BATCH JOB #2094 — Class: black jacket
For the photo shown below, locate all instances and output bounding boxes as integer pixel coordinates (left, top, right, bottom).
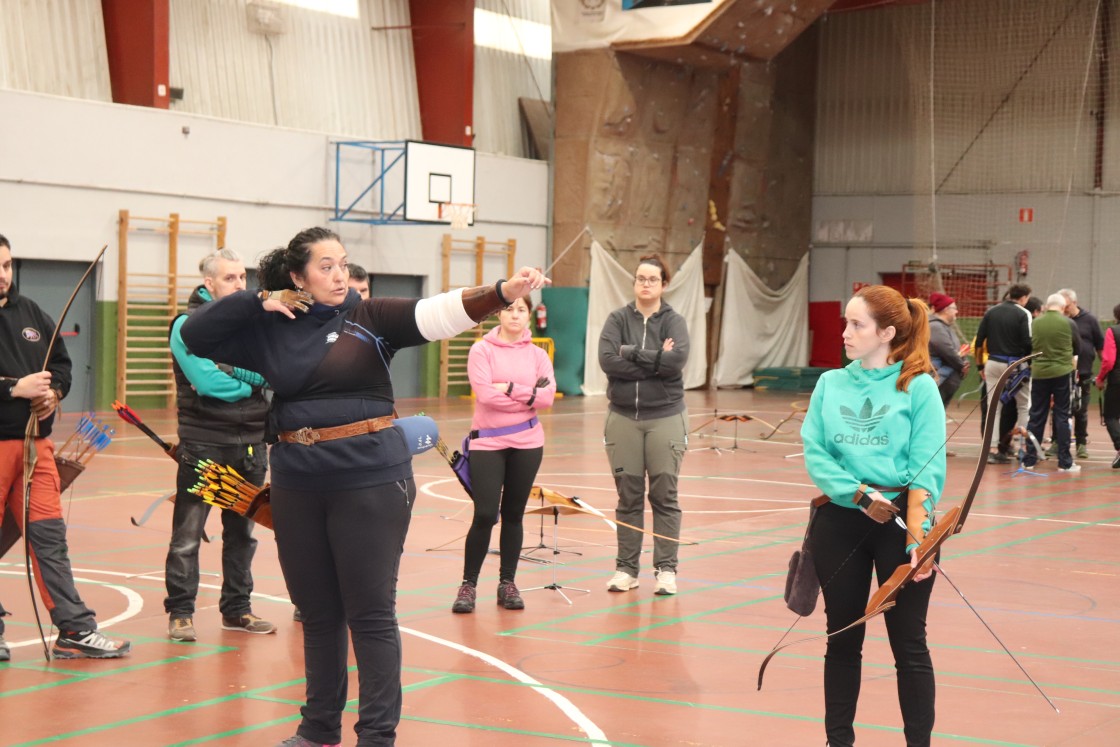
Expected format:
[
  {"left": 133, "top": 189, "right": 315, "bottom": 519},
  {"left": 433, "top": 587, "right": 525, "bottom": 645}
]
[
  {"left": 598, "top": 301, "right": 689, "bottom": 420},
  {"left": 171, "top": 286, "right": 269, "bottom": 445},
  {"left": 181, "top": 288, "right": 428, "bottom": 490},
  {"left": 0, "top": 287, "right": 72, "bottom": 439},
  {"left": 974, "top": 300, "right": 1032, "bottom": 361},
  {"left": 1069, "top": 308, "right": 1104, "bottom": 375}
]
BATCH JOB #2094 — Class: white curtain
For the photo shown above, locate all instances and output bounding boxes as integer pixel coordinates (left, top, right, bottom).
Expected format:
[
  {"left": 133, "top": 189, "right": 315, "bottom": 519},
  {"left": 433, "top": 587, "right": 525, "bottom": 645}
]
[
  {"left": 582, "top": 241, "right": 708, "bottom": 396},
  {"left": 711, "top": 252, "right": 810, "bottom": 387}
]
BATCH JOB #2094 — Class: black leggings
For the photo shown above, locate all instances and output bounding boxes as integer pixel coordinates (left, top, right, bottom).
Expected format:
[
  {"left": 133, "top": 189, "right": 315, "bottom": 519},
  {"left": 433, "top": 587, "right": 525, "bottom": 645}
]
[
  {"left": 271, "top": 479, "right": 415, "bottom": 747},
  {"left": 809, "top": 501, "right": 937, "bottom": 747},
  {"left": 463, "top": 447, "right": 543, "bottom": 584}
]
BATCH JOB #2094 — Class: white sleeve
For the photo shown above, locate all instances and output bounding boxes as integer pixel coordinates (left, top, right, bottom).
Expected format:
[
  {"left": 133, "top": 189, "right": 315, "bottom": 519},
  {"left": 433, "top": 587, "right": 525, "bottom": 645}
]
[{"left": 414, "top": 287, "right": 476, "bottom": 341}]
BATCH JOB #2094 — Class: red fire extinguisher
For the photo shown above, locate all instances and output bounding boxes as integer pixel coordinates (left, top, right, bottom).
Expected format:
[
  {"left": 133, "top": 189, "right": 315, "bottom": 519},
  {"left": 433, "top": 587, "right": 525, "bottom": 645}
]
[{"left": 535, "top": 302, "right": 547, "bottom": 333}]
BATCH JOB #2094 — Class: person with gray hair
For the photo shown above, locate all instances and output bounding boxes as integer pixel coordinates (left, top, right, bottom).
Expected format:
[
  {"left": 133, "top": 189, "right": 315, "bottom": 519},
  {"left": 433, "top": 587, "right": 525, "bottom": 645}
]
[
  {"left": 1057, "top": 288, "right": 1103, "bottom": 459},
  {"left": 164, "top": 247, "right": 276, "bottom": 641},
  {"left": 1022, "top": 293, "right": 1081, "bottom": 472}
]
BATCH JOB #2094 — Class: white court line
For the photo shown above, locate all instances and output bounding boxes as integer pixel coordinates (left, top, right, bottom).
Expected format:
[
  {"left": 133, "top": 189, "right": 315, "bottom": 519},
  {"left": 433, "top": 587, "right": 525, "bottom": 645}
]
[
  {"left": 402, "top": 626, "right": 611, "bottom": 746},
  {"left": 1, "top": 567, "right": 611, "bottom": 744},
  {"left": 0, "top": 569, "right": 143, "bottom": 649}
]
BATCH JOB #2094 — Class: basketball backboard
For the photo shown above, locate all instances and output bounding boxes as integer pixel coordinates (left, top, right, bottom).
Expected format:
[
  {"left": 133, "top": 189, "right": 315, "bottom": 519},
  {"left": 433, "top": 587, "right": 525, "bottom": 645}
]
[{"left": 404, "top": 141, "right": 476, "bottom": 225}]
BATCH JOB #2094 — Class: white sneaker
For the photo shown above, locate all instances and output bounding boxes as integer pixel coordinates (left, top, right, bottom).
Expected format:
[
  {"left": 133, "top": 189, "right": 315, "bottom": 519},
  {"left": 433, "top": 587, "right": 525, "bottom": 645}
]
[
  {"left": 654, "top": 568, "right": 677, "bottom": 596},
  {"left": 607, "top": 571, "right": 639, "bottom": 592},
  {"left": 1058, "top": 463, "right": 1082, "bottom": 473}
]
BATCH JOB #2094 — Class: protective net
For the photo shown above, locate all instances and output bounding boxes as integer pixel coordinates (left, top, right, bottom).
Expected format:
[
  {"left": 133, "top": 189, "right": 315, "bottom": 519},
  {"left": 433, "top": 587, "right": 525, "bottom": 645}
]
[{"left": 817, "top": 0, "right": 1105, "bottom": 317}]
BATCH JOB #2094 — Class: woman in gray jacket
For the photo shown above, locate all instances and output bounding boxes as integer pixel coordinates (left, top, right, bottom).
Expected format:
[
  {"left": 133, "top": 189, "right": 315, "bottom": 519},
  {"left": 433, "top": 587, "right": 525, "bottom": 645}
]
[{"left": 598, "top": 254, "right": 690, "bottom": 595}]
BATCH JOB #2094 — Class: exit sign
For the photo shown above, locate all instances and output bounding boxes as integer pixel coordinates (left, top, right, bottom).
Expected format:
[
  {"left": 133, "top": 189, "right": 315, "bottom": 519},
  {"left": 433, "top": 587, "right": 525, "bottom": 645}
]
[{"left": 1019, "top": 208, "right": 1034, "bottom": 223}]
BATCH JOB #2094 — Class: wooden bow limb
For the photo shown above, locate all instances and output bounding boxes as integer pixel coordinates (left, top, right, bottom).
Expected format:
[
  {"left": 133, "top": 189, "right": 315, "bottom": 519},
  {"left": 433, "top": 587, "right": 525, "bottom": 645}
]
[
  {"left": 21, "top": 244, "right": 108, "bottom": 662},
  {"left": 533, "top": 486, "right": 701, "bottom": 545},
  {"left": 760, "top": 402, "right": 808, "bottom": 441}
]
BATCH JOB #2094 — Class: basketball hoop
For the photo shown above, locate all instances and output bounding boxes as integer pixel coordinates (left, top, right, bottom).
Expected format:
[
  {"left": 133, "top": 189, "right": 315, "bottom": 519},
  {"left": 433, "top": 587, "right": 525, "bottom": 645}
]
[{"left": 439, "top": 202, "right": 476, "bottom": 230}]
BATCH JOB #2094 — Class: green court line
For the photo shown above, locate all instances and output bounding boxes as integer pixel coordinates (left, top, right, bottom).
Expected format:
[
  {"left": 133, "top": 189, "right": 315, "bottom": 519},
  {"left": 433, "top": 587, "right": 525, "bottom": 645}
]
[
  {"left": 404, "top": 673, "right": 470, "bottom": 692},
  {"left": 1, "top": 645, "right": 239, "bottom": 698},
  {"left": 8, "top": 676, "right": 308, "bottom": 747},
  {"left": 401, "top": 667, "right": 1037, "bottom": 746}
]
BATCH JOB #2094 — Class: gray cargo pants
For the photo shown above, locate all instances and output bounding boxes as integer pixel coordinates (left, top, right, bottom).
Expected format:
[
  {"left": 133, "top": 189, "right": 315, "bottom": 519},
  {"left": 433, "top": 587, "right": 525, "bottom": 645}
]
[{"left": 603, "top": 410, "right": 688, "bottom": 575}]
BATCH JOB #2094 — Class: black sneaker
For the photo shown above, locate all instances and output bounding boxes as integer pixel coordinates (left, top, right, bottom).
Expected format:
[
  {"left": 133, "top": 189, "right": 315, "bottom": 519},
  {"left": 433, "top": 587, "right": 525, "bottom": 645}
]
[
  {"left": 1112, "top": 451, "right": 1120, "bottom": 469},
  {"left": 293, "top": 607, "right": 304, "bottom": 623},
  {"left": 451, "top": 582, "right": 477, "bottom": 613},
  {"left": 0, "top": 634, "right": 9, "bottom": 662},
  {"left": 988, "top": 452, "right": 1013, "bottom": 465},
  {"left": 497, "top": 580, "right": 525, "bottom": 610},
  {"left": 53, "top": 630, "right": 131, "bottom": 659}
]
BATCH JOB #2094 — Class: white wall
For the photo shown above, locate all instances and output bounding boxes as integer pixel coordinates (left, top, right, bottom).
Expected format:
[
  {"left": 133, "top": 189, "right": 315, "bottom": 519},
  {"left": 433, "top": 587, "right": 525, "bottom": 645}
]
[
  {"left": 810, "top": 193, "right": 1120, "bottom": 317},
  {"left": 0, "top": 88, "right": 548, "bottom": 300}
]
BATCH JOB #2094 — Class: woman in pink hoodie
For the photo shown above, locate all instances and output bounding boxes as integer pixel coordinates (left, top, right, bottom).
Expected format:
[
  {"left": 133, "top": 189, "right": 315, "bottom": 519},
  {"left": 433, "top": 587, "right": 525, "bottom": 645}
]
[{"left": 452, "top": 295, "right": 556, "bottom": 613}]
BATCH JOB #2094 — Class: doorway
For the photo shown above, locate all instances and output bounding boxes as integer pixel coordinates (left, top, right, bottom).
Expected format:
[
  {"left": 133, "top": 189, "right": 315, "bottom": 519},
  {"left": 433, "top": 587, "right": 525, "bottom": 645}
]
[
  {"left": 369, "top": 273, "right": 424, "bottom": 398},
  {"left": 13, "top": 259, "right": 97, "bottom": 413}
]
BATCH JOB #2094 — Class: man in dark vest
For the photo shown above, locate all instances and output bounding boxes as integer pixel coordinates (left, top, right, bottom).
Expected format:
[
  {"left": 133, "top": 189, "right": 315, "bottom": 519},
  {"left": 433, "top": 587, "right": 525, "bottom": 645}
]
[
  {"left": 166, "top": 249, "right": 274, "bottom": 641},
  {"left": 0, "top": 233, "right": 130, "bottom": 659}
]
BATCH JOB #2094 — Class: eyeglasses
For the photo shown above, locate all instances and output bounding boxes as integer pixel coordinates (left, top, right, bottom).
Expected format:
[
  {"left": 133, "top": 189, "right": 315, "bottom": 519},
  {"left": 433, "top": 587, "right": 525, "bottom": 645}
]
[{"left": 634, "top": 276, "right": 662, "bottom": 286}]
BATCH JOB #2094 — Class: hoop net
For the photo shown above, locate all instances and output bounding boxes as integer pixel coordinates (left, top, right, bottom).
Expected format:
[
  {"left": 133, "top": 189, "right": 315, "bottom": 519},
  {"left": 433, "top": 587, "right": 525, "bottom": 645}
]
[{"left": 439, "top": 202, "right": 477, "bottom": 230}]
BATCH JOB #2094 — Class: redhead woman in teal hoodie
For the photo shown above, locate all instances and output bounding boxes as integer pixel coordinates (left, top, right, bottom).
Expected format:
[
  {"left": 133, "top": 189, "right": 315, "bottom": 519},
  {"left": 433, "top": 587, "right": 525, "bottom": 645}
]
[
  {"left": 451, "top": 294, "right": 556, "bottom": 613},
  {"left": 801, "top": 285, "right": 946, "bottom": 747}
]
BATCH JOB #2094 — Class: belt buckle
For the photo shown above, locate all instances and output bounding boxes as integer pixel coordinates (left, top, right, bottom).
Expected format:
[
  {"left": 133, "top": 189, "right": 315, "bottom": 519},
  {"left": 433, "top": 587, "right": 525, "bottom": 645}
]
[{"left": 290, "top": 427, "right": 319, "bottom": 446}]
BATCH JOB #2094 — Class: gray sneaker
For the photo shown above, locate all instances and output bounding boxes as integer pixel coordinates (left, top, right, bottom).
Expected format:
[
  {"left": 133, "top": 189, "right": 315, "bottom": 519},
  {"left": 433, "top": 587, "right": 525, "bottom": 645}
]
[
  {"left": 221, "top": 613, "right": 276, "bottom": 634},
  {"left": 276, "top": 736, "right": 340, "bottom": 747},
  {"left": 1077, "top": 443, "right": 1090, "bottom": 460},
  {"left": 0, "top": 634, "right": 9, "bottom": 662},
  {"left": 169, "top": 615, "right": 196, "bottom": 642}
]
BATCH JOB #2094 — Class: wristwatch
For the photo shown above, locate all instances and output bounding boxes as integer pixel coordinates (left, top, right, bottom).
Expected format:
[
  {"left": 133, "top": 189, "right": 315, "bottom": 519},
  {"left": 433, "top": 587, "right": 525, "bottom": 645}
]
[{"left": 0, "top": 377, "right": 16, "bottom": 400}]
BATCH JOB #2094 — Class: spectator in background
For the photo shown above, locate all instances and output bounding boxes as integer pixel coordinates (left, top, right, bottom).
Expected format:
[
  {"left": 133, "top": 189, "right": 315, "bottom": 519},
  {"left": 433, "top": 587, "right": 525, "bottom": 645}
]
[
  {"left": 599, "top": 254, "right": 689, "bottom": 596},
  {"left": 1094, "top": 303, "right": 1120, "bottom": 469},
  {"left": 927, "top": 292, "right": 969, "bottom": 406},
  {"left": 973, "top": 284, "right": 1033, "bottom": 463},
  {"left": 1059, "top": 289, "right": 1103, "bottom": 460},
  {"left": 348, "top": 263, "right": 371, "bottom": 300},
  {"left": 1023, "top": 294, "right": 1080, "bottom": 473},
  {"left": 451, "top": 294, "right": 556, "bottom": 613},
  {"left": 166, "top": 249, "right": 274, "bottom": 643}
]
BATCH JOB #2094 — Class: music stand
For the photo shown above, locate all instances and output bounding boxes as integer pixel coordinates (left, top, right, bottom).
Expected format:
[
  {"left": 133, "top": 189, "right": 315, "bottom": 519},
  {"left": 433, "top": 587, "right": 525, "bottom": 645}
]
[
  {"left": 521, "top": 503, "right": 590, "bottom": 604},
  {"left": 689, "top": 410, "right": 756, "bottom": 454},
  {"left": 522, "top": 486, "right": 582, "bottom": 562}
]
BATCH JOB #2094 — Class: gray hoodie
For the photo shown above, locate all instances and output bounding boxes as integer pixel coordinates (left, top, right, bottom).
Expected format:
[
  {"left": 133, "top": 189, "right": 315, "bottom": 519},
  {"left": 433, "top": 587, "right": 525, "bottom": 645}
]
[{"left": 598, "top": 301, "right": 689, "bottom": 420}]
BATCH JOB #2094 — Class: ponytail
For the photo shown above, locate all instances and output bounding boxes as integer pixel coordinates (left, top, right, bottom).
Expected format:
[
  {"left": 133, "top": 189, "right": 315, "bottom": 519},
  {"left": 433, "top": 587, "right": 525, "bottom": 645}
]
[{"left": 895, "top": 297, "right": 933, "bottom": 392}]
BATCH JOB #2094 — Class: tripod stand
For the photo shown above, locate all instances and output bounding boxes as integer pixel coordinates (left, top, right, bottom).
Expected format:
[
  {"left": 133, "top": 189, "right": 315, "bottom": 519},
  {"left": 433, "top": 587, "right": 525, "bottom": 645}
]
[
  {"left": 1006, "top": 427, "right": 1048, "bottom": 478},
  {"left": 521, "top": 504, "right": 590, "bottom": 604},
  {"left": 522, "top": 487, "right": 583, "bottom": 563}
]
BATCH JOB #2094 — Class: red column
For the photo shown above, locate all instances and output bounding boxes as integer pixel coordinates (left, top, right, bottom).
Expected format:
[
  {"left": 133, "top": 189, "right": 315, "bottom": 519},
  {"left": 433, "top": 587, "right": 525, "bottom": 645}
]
[
  {"left": 101, "top": 0, "right": 170, "bottom": 109},
  {"left": 408, "top": 0, "right": 474, "bottom": 146}
]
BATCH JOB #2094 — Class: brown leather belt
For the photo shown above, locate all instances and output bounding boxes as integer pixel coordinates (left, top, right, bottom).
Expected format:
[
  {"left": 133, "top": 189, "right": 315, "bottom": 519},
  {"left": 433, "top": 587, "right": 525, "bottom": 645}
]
[{"left": 278, "top": 416, "right": 395, "bottom": 446}]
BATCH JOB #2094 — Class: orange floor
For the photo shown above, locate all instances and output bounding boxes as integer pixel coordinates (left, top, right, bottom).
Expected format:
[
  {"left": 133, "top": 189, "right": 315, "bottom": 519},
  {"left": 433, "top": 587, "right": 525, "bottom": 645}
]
[{"left": 2, "top": 389, "right": 1118, "bottom": 746}]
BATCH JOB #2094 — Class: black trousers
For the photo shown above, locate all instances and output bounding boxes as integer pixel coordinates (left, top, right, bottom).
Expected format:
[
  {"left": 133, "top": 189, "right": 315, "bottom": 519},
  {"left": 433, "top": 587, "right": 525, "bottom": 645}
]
[
  {"left": 272, "top": 479, "right": 415, "bottom": 747},
  {"left": 1072, "top": 377, "right": 1092, "bottom": 446},
  {"left": 165, "top": 441, "right": 266, "bottom": 617},
  {"left": 809, "top": 502, "right": 937, "bottom": 747},
  {"left": 1026, "top": 375, "right": 1072, "bottom": 469},
  {"left": 463, "top": 447, "right": 543, "bottom": 585}
]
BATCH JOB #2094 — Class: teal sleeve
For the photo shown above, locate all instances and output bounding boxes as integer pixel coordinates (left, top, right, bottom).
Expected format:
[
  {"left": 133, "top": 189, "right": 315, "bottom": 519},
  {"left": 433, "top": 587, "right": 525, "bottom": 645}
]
[
  {"left": 800, "top": 376, "right": 861, "bottom": 505},
  {"left": 170, "top": 316, "right": 253, "bottom": 403},
  {"left": 231, "top": 367, "right": 267, "bottom": 388},
  {"left": 904, "top": 375, "right": 946, "bottom": 551}
]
